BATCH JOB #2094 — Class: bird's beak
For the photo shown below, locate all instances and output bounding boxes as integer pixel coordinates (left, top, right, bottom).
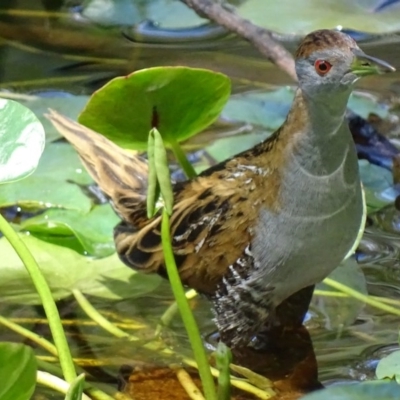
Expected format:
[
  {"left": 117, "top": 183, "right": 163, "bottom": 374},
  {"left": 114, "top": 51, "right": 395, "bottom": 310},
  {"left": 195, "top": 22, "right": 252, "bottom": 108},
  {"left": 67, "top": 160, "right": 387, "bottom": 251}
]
[{"left": 351, "top": 48, "right": 395, "bottom": 76}]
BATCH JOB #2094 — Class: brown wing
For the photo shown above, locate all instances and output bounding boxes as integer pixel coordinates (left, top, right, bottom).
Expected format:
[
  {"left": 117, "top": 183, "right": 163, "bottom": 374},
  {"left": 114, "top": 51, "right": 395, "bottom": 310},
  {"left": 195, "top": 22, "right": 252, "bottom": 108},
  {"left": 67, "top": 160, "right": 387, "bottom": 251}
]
[
  {"left": 47, "top": 110, "right": 266, "bottom": 294},
  {"left": 46, "top": 110, "right": 149, "bottom": 224},
  {"left": 115, "top": 176, "right": 256, "bottom": 294}
]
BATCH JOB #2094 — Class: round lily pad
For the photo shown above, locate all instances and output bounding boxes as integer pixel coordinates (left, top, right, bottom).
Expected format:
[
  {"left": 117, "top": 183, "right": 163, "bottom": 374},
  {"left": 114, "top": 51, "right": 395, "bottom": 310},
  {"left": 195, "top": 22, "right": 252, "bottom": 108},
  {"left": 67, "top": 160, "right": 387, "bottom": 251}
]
[
  {"left": 0, "top": 99, "right": 45, "bottom": 184},
  {"left": 78, "top": 66, "right": 231, "bottom": 150},
  {"left": 300, "top": 382, "right": 400, "bottom": 400}
]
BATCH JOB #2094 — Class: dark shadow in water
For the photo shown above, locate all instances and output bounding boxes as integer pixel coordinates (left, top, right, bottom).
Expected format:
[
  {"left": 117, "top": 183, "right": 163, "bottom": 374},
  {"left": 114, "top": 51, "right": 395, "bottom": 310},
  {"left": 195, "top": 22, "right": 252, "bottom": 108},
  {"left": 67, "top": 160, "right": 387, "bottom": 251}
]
[{"left": 232, "top": 285, "right": 322, "bottom": 393}]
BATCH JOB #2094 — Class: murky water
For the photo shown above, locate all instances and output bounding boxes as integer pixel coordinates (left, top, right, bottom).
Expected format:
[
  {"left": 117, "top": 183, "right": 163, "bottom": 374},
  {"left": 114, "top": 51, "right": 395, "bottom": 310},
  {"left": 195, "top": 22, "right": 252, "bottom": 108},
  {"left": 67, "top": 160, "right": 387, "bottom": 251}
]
[{"left": 1, "top": 1, "right": 400, "bottom": 399}]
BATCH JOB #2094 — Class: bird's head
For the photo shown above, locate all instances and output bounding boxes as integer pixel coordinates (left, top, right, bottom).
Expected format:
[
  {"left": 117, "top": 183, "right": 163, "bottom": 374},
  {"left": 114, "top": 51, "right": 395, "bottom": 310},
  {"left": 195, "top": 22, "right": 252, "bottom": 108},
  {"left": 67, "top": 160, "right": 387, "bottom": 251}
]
[{"left": 295, "top": 29, "right": 395, "bottom": 99}]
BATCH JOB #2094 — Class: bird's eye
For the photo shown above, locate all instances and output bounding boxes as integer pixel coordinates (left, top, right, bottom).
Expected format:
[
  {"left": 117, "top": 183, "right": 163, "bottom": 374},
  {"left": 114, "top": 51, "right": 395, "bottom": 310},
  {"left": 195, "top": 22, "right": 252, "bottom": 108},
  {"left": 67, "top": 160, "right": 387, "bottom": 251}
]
[{"left": 314, "top": 60, "right": 332, "bottom": 76}]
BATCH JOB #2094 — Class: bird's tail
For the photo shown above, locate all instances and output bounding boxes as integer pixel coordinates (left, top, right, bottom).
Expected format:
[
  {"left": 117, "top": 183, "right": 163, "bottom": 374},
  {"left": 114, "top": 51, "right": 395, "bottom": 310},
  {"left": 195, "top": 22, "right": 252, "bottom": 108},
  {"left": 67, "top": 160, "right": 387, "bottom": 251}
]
[{"left": 46, "top": 109, "right": 149, "bottom": 224}]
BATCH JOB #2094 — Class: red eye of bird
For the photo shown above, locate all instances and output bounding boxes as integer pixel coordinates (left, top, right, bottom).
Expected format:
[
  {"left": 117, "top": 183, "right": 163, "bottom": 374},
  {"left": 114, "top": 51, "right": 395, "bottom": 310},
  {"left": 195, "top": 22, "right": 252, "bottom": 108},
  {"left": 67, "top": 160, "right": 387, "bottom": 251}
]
[{"left": 314, "top": 60, "right": 332, "bottom": 76}]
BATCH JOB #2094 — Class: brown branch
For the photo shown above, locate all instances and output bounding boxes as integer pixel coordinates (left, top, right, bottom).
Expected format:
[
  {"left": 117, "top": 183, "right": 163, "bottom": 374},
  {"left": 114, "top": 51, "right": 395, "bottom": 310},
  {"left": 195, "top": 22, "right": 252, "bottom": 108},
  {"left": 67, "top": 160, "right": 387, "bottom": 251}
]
[{"left": 180, "top": 0, "right": 297, "bottom": 81}]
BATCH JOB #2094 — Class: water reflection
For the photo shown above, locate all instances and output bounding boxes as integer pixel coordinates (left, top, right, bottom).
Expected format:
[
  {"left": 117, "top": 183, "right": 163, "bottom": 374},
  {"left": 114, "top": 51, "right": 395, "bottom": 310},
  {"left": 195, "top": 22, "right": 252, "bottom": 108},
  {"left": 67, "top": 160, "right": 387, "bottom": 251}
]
[{"left": 1, "top": 1, "right": 400, "bottom": 399}]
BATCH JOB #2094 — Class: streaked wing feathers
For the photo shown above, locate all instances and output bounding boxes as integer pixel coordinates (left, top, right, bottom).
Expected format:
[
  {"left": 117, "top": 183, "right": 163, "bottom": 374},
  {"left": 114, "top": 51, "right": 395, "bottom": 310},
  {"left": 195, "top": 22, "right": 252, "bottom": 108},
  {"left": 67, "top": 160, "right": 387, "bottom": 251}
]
[
  {"left": 47, "top": 110, "right": 259, "bottom": 294},
  {"left": 46, "top": 110, "right": 148, "bottom": 223}
]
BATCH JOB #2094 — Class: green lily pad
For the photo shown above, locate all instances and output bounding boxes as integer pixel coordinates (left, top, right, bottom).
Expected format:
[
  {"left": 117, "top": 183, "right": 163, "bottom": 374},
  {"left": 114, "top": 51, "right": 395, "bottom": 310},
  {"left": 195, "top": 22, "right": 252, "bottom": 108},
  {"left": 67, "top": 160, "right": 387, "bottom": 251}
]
[
  {"left": 217, "top": 89, "right": 394, "bottom": 214},
  {"left": 82, "top": 0, "right": 139, "bottom": 26},
  {"left": 358, "top": 160, "right": 393, "bottom": 212},
  {"left": 348, "top": 92, "right": 390, "bottom": 119},
  {"left": 0, "top": 142, "right": 93, "bottom": 211},
  {"left": 0, "top": 99, "right": 45, "bottom": 184},
  {"left": 222, "top": 88, "right": 389, "bottom": 132},
  {"left": 0, "top": 342, "right": 36, "bottom": 400},
  {"left": 300, "top": 382, "right": 400, "bottom": 400},
  {"left": 22, "top": 94, "right": 89, "bottom": 143},
  {"left": 78, "top": 67, "right": 231, "bottom": 150},
  {"left": 376, "top": 350, "right": 400, "bottom": 382},
  {"left": 314, "top": 257, "right": 367, "bottom": 329},
  {"left": 0, "top": 233, "right": 161, "bottom": 304},
  {"left": 143, "top": 0, "right": 205, "bottom": 29},
  {"left": 120, "top": 0, "right": 400, "bottom": 34},
  {"left": 239, "top": 0, "right": 400, "bottom": 34},
  {"left": 222, "top": 87, "right": 293, "bottom": 131},
  {"left": 21, "top": 204, "right": 120, "bottom": 258}
]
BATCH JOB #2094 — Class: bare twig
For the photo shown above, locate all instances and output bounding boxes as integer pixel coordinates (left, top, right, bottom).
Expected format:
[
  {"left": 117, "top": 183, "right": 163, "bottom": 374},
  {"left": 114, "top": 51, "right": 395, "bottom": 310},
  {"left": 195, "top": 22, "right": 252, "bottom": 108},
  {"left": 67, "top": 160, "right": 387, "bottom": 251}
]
[{"left": 180, "top": 0, "right": 297, "bottom": 81}]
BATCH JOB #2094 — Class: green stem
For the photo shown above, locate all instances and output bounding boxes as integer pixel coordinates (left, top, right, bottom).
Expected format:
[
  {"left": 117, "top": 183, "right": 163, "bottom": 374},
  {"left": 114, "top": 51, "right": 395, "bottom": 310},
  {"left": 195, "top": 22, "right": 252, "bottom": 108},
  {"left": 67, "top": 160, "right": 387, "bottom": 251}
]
[
  {"left": 37, "top": 359, "right": 127, "bottom": 400},
  {"left": 183, "top": 358, "right": 274, "bottom": 399},
  {"left": 169, "top": 138, "right": 197, "bottom": 179},
  {"left": 156, "top": 289, "right": 198, "bottom": 336},
  {"left": 314, "top": 289, "right": 400, "bottom": 306},
  {"left": 0, "top": 315, "right": 58, "bottom": 356},
  {"left": 216, "top": 342, "right": 232, "bottom": 400},
  {"left": 323, "top": 278, "right": 400, "bottom": 316},
  {"left": 0, "top": 214, "right": 77, "bottom": 382},
  {"left": 72, "top": 289, "right": 130, "bottom": 339},
  {"left": 36, "top": 371, "right": 91, "bottom": 400},
  {"left": 161, "top": 209, "right": 217, "bottom": 400}
]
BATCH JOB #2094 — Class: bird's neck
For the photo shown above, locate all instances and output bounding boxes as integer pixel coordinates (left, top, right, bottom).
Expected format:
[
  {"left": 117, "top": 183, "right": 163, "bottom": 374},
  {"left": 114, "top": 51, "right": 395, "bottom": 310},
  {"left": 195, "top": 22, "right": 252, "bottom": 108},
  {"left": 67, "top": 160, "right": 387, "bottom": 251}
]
[{"left": 279, "top": 87, "right": 354, "bottom": 174}]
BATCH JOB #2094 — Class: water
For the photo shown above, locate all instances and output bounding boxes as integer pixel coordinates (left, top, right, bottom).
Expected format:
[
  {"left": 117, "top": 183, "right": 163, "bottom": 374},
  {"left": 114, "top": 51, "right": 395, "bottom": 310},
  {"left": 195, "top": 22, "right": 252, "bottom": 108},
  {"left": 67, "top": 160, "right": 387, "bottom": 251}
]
[{"left": 1, "top": 1, "right": 400, "bottom": 399}]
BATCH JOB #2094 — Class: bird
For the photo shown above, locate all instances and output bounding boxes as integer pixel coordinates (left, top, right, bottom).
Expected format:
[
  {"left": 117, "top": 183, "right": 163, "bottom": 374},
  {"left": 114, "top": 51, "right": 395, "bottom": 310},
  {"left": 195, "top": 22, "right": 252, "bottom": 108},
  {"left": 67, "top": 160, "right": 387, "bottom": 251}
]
[{"left": 47, "top": 29, "right": 395, "bottom": 347}]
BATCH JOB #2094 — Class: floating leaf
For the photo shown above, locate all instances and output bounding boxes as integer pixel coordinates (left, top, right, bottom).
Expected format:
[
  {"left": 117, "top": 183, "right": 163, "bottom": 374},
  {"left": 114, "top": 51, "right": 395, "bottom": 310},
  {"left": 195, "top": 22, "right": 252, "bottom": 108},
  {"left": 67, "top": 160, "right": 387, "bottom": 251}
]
[
  {"left": 78, "top": 67, "right": 231, "bottom": 150},
  {"left": 82, "top": 0, "right": 138, "bottom": 26},
  {"left": 0, "top": 142, "right": 93, "bottom": 211},
  {"left": 299, "top": 382, "right": 400, "bottom": 400},
  {"left": 120, "top": 0, "right": 400, "bottom": 34},
  {"left": 222, "top": 89, "right": 390, "bottom": 132},
  {"left": 20, "top": 205, "right": 120, "bottom": 258},
  {"left": 16, "top": 94, "right": 89, "bottom": 143},
  {"left": 0, "top": 342, "right": 36, "bottom": 400},
  {"left": 0, "top": 99, "right": 45, "bottom": 184},
  {"left": 238, "top": 0, "right": 400, "bottom": 34},
  {"left": 0, "top": 234, "right": 161, "bottom": 304},
  {"left": 376, "top": 350, "right": 400, "bottom": 382},
  {"left": 358, "top": 160, "right": 393, "bottom": 212}
]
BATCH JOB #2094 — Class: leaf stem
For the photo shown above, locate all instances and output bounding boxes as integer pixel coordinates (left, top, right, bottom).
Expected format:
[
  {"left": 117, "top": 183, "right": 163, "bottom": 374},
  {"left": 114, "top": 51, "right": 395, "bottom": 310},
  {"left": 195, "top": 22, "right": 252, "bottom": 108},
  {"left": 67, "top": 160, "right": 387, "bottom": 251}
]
[
  {"left": 169, "top": 138, "right": 197, "bottom": 179},
  {"left": 36, "top": 359, "right": 127, "bottom": 400},
  {"left": 0, "top": 315, "right": 58, "bottom": 356},
  {"left": 156, "top": 289, "right": 198, "bottom": 336},
  {"left": 323, "top": 278, "right": 400, "bottom": 316},
  {"left": 161, "top": 208, "right": 217, "bottom": 400},
  {"left": 72, "top": 289, "right": 131, "bottom": 339},
  {"left": 0, "top": 214, "right": 77, "bottom": 382},
  {"left": 183, "top": 358, "right": 274, "bottom": 399},
  {"left": 36, "top": 371, "right": 91, "bottom": 400},
  {"left": 216, "top": 342, "right": 232, "bottom": 400}
]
